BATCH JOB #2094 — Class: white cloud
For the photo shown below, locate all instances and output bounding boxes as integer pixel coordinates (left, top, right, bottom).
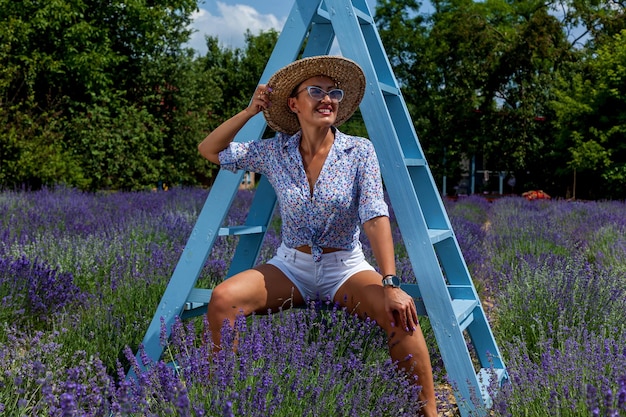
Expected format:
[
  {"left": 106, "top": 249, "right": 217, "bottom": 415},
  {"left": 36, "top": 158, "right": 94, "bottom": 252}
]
[{"left": 186, "top": 2, "right": 285, "bottom": 55}]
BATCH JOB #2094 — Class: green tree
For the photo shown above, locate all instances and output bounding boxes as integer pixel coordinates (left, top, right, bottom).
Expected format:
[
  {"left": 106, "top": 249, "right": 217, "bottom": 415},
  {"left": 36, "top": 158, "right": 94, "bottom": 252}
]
[
  {"left": 200, "top": 30, "right": 280, "bottom": 122},
  {"left": 0, "top": 0, "right": 120, "bottom": 188},
  {"left": 376, "top": 0, "right": 573, "bottom": 195},
  {"left": 551, "top": 29, "right": 626, "bottom": 199},
  {"left": 0, "top": 0, "right": 200, "bottom": 190}
]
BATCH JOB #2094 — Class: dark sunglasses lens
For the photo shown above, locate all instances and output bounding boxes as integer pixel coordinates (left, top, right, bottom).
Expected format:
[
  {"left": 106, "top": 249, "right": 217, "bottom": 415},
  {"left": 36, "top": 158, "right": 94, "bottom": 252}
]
[
  {"left": 329, "top": 89, "right": 344, "bottom": 102},
  {"left": 307, "top": 87, "right": 344, "bottom": 102},
  {"left": 308, "top": 87, "right": 325, "bottom": 100}
]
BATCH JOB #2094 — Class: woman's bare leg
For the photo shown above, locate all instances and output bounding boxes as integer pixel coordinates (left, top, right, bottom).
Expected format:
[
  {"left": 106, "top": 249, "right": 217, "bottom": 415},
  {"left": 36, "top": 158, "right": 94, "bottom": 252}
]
[
  {"left": 206, "top": 264, "right": 305, "bottom": 350},
  {"left": 335, "top": 271, "right": 438, "bottom": 417}
]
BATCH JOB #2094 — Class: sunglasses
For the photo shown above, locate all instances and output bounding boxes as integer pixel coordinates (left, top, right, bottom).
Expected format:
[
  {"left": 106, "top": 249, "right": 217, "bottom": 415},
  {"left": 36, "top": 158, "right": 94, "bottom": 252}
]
[{"left": 294, "top": 86, "right": 345, "bottom": 102}]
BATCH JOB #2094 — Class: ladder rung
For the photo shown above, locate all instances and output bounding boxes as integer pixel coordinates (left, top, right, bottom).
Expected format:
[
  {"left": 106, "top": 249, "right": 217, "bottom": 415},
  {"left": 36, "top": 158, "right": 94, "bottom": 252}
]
[
  {"left": 405, "top": 158, "right": 427, "bottom": 167},
  {"left": 315, "top": 5, "right": 373, "bottom": 25},
  {"left": 478, "top": 367, "right": 507, "bottom": 385},
  {"left": 185, "top": 288, "right": 478, "bottom": 328},
  {"left": 218, "top": 225, "right": 266, "bottom": 236},
  {"left": 184, "top": 288, "right": 213, "bottom": 310},
  {"left": 379, "top": 81, "right": 400, "bottom": 96},
  {"left": 451, "top": 298, "right": 478, "bottom": 331},
  {"left": 477, "top": 367, "right": 508, "bottom": 406},
  {"left": 185, "top": 289, "right": 478, "bottom": 331},
  {"left": 354, "top": 7, "right": 374, "bottom": 24},
  {"left": 313, "top": 10, "right": 330, "bottom": 23},
  {"left": 448, "top": 285, "right": 476, "bottom": 299},
  {"left": 428, "top": 228, "right": 452, "bottom": 244}
]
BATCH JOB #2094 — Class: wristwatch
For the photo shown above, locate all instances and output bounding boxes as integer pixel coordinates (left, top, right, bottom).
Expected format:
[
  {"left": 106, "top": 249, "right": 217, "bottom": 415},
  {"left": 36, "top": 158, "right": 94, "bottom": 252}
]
[{"left": 382, "top": 274, "right": 401, "bottom": 288}]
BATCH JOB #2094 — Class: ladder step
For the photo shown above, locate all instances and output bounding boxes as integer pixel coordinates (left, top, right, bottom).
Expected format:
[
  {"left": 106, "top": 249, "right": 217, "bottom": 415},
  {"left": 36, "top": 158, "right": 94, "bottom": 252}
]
[
  {"left": 185, "top": 287, "right": 478, "bottom": 330},
  {"left": 405, "top": 158, "right": 427, "bottom": 167},
  {"left": 399, "top": 284, "right": 479, "bottom": 329},
  {"left": 448, "top": 285, "right": 476, "bottom": 299},
  {"left": 477, "top": 367, "right": 508, "bottom": 406},
  {"left": 379, "top": 81, "right": 400, "bottom": 96},
  {"left": 218, "top": 225, "right": 266, "bottom": 236},
  {"left": 354, "top": 7, "right": 374, "bottom": 24},
  {"left": 316, "top": 4, "right": 374, "bottom": 24},
  {"left": 186, "top": 287, "right": 212, "bottom": 305},
  {"left": 183, "top": 288, "right": 213, "bottom": 318},
  {"left": 428, "top": 228, "right": 453, "bottom": 244},
  {"left": 478, "top": 367, "right": 507, "bottom": 385},
  {"left": 451, "top": 298, "right": 479, "bottom": 331}
]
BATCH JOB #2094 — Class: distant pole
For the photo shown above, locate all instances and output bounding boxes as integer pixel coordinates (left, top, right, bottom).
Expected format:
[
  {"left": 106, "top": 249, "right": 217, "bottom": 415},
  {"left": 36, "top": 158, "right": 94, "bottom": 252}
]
[
  {"left": 470, "top": 155, "right": 476, "bottom": 194},
  {"left": 573, "top": 168, "right": 577, "bottom": 200},
  {"left": 442, "top": 147, "right": 447, "bottom": 196},
  {"left": 498, "top": 172, "right": 506, "bottom": 195}
]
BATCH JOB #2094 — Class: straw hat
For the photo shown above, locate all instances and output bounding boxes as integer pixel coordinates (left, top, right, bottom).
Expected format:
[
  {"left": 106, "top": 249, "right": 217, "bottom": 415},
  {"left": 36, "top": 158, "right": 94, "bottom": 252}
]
[{"left": 263, "top": 55, "right": 366, "bottom": 135}]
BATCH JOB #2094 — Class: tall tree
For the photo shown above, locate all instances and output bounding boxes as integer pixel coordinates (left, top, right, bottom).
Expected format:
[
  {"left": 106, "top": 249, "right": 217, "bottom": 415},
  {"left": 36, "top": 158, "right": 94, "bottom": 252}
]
[
  {"left": 200, "top": 30, "right": 280, "bottom": 122},
  {"left": 551, "top": 29, "right": 626, "bottom": 199},
  {"left": 0, "top": 0, "right": 200, "bottom": 190},
  {"left": 376, "top": 0, "right": 574, "bottom": 195}
]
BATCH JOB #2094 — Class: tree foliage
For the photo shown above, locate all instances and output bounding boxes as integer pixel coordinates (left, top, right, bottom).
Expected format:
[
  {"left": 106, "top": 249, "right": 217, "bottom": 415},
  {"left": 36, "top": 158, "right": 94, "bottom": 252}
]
[
  {"left": 375, "top": 0, "right": 625, "bottom": 198},
  {"left": 200, "top": 30, "right": 280, "bottom": 124},
  {"left": 0, "top": 0, "right": 623, "bottom": 199},
  {"left": 1, "top": 0, "right": 220, "bottom": 190},
  {"left": 551, "top": 29, "right": 626, "bottom": 199}
]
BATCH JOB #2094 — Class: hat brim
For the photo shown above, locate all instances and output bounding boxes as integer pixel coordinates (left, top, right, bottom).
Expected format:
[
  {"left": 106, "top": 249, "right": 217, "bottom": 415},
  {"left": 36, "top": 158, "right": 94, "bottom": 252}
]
[{"left": 263, "top": 55, "right": 366, "bottom": 135}]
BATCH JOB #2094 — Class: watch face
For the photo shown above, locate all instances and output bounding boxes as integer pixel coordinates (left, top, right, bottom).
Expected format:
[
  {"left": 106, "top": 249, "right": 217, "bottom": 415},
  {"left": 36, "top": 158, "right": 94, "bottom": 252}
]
[{"left": 383, "top": 275, "right": 400, "bottom": 287}]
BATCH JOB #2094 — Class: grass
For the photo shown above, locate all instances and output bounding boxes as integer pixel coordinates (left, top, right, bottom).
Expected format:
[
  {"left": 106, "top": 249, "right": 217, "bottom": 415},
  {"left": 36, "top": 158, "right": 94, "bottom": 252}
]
[{"left": 0, "top": 188, "right": 625, "bottom": 416}]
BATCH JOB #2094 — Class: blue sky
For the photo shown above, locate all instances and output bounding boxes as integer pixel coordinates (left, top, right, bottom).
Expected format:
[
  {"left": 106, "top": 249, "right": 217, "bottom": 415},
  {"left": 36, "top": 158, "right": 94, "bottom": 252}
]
[
  {"left": 186, "top": 1, "right": 584, "bottom": 55},
  {"left": 186, "top": 0, "right": 379, "bottom": 54}
]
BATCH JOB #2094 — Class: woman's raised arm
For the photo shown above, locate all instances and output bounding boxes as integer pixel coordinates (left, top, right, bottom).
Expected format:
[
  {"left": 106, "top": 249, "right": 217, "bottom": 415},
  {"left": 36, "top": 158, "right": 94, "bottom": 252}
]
[{"left": 198, "top": 85, "right": 271, "bottom": 164}]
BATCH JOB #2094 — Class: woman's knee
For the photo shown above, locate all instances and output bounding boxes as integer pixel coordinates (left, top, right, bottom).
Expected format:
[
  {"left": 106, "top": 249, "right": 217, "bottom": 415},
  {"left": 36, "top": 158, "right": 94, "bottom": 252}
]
[
  {"left": 207, "top": 282, "right": 242, "bottom": 321},
  {"left": 364, "top": 307, "right": 416, "bottom": 339},
  {"left": 374, "top": 311, "right": 400, "bottom": 335},
  {"left": 350, "top": 299, "right": 394, "bottom": 332}
]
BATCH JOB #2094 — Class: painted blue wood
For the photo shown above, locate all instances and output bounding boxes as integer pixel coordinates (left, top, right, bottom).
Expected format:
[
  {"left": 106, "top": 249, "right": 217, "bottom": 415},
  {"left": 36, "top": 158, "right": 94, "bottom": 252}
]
[
  {"left": 226, "top": 176, "right": 276, "bottom": 277},
  {"left": 136, "top": 168, "right": 242, "bottom": 367},
  {"left": 136, "top": 1, "right": 506, "bottom": 415},
  {"left": 324, "top": 1, "right": 506, "bottom": 413},
  {"left": 134, "top": 0, "right": 322, "bottom": 369}
]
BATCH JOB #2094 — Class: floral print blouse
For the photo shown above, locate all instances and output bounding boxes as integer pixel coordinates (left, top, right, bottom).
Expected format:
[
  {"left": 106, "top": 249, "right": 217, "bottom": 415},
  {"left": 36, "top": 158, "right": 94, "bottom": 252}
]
[{"left": 219, "top": 128, "right": 389, "bottom": 261}]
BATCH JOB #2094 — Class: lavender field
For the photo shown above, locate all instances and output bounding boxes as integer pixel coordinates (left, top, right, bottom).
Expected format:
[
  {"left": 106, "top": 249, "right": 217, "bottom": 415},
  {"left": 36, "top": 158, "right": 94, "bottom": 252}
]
[{"left": 1, "top": 187, "right": 625, "bottom": 416}]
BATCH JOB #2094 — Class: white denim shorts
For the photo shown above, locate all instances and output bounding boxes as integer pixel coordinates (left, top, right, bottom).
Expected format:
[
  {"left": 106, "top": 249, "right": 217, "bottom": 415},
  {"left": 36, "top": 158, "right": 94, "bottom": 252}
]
[{"left": 267, "top": 242, "right": 375, "bottom": 302}]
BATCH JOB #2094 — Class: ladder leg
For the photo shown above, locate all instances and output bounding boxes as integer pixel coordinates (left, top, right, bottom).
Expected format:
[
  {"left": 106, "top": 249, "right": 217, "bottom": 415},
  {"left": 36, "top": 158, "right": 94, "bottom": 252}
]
[{"left": 136, "top": 2, "right": 507, "bottom": 416}]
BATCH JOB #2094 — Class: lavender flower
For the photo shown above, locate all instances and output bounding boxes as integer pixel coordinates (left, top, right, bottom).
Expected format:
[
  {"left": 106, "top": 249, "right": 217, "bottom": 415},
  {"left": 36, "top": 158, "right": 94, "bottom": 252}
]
[
  {"left": 0, "top": 255, "right": 87, "bottom": 324},
  {"left": 1, "top": 187, "right": 625, "bottom": 416}
]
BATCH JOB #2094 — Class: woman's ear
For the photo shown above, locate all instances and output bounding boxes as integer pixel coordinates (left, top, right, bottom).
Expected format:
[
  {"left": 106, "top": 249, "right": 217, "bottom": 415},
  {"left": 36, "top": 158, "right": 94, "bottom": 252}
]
[{"left": 288, "top": 97, "right": 299, "bottom": 113}]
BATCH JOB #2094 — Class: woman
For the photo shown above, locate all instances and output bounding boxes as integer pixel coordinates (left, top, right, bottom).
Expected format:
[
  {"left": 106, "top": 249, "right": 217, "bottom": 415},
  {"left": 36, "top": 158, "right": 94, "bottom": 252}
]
[{"left": 198, "top": 55, "right": 438, "bottom": 416}]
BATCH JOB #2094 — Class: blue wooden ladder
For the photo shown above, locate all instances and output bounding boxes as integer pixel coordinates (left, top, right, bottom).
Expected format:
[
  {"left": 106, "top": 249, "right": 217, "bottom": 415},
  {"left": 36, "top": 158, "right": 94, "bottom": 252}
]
[{"left": 136, "top": 0, "right": 507, "bottom": 415}]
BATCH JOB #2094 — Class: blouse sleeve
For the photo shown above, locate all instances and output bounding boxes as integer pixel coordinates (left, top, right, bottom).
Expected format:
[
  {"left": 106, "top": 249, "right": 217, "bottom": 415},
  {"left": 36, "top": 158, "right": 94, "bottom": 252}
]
[
  {"left": 218, "top": 140, "right": 266, "bottom": 174},
  {"left": 357, "top": 140, "right": 389, "bottom": 223}
]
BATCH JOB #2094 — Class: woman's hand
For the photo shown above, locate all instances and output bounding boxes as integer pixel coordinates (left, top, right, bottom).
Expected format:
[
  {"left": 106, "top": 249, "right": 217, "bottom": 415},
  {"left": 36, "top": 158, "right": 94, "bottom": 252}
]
[
  {"left": 247, "top": 84, "right": 272, "bottom": 115},
  {"left": 383, "top": 287, "right": 419, "bottom": 332}
]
